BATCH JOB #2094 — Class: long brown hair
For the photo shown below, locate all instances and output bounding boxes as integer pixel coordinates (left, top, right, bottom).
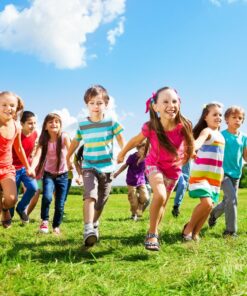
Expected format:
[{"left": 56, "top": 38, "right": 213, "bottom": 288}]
[
  {"left": 36, "top": 113, "right": 62, "bottom": 175},
  {"left": 147, "top": 86, "right": 194, "bottom": 163},
  {"left": 193, "top": 102, "right": 223, "bottom": 140}
]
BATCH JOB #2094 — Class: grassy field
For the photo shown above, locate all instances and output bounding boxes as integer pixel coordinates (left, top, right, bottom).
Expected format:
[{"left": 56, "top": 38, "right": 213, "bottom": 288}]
[{"left": 1, "top": 189, "right": 247, "bottom": 296}]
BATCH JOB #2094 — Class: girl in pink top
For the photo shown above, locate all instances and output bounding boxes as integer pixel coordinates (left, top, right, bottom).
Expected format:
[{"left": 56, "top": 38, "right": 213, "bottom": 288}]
[
  {"left": 118, "top": 87, "right": 194, "bottom": 251},
  {"left": 0, "top": 91, "right": 34, "bottom": 228},
  {"left": 31, "top": 113, "right": 70, "bottom": 235}
]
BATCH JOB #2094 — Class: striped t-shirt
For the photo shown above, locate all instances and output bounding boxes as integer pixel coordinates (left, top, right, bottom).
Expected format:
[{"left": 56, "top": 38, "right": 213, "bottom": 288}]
[
  {"left": 189, "top": 129, "right": 225, "bottom": 203},
  {"left": 75, "top": 116, "right": 123, "bottom": 173}
]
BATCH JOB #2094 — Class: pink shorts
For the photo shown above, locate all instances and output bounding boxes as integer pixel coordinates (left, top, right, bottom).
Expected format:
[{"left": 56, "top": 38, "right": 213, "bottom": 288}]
[
  {"left": 145, "top": 165, "right": 178, "bottom": 192},
  {"left": 0, "top": 165, "right": 16, "bottom": 182}
]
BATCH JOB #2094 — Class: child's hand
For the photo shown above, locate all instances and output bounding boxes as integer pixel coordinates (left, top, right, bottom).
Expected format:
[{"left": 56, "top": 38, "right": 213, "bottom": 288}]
[
  {"left": 76, "top": 175, "right": 83, "bottom": 185},
  {"left": 26, "top": 167, "right": 36, "bottom": 178},
  {"left": 67, "top": 158, "right": 74, "bottom": 170},
  {"left": 117, "top": 152, "right": 124, "bottom": 164}
]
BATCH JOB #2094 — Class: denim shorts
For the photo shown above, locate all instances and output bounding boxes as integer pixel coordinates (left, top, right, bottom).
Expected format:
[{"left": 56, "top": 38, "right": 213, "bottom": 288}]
[
  {"left": 145, "top": 165, "right": 178, "bottom": 193},
  {"left": 82, "top": 169, "right": 113, "bottom": 211}
]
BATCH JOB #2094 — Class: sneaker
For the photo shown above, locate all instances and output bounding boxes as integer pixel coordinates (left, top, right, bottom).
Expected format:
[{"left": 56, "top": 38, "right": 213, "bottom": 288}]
[
  {"left": 93, "top": 221, "right": 99, "bottom": 240},
  {"left": 208, "top": 214, "right": 217, "bottom": 228},
  {"left": 172, "top": 205, "right": 180, "bottom": 217},
  {"left": 39, "top": 220, "right": 49, "bottom": 234},
  {"left": 84, "top": 231, "right": 97, "bottom": 247},
  {"left": 16, "top": 208, "right": 29, "bottom": 223},
  {"left": 223, "top": 230, "right": 238, "bottom": 238},
  {"left": 131, "top": 214, "right": 138, "bottom": 221}
]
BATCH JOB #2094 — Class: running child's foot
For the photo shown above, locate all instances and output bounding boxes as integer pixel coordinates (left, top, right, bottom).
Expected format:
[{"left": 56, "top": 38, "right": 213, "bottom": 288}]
[
  {"left": 130, "top": 214, "right": 138, "bottom": 221},
  {"left": 39, "top": 220, "right": 49, "bottom": 233},
  {"left": 84, "top": 224, "right": 98, "bottom": 247},
  {"left": 1, "top": 209, "right": 12, "bottom": 229},
  {"left": 208, "top": 214, "right": 217, "bottom": 228},
  {"left": 53, "top": 227, "right": 61, "bottom": 235},
  {"left": 172, "top": 205, "right": 180, "bottom": 217},
  {"left": 16, "top": 208, "right": 29, "bottom": 224}
]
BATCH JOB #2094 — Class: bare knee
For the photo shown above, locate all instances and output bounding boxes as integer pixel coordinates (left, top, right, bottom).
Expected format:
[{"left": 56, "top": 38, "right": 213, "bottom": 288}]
[{"left": 3, "top": 195, "right": 17, "bottom": 208}]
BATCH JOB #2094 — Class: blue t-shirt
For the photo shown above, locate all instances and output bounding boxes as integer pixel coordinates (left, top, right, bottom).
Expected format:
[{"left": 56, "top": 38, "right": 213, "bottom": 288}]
[
  {"left": 75, "top": 116, "right": 123, "bottom": 173},
  {"left": 222, "top": 129, "right": 247, "bottom": 179}
]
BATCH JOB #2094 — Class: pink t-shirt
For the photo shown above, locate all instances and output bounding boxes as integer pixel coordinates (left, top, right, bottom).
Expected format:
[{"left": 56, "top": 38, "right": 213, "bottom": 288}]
[
  {"left": 44, "top": 133, "right": 68, "bottom": 174},
  {"left": 142, "top": 122, "right": 185, "bottom": 179}
]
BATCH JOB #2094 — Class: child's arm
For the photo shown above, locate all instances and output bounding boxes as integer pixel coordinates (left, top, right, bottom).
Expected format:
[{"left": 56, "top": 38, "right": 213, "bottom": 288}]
[
  {"left": 66, "top": 138, "right": 80, "bottom": 170},
  {"left": 243, "top": 147, "right": 247, "bottom": 162},
  {"left": 116, "top": 133, "right": 125, "bottom": 149},
  {"left": 117, "top": 132, "right": 146, "bottom": 163},
  {"left": 113, "top": 163, "right": 128, "bottom": 178},
  {"left": 13, "top": 131, "right": 35, "bottom": 177},
  {"left": 30, "top": 145, "right": 42, "bottom": 172},
  {"left": 194, "top": 128, "right": 211, "bottom": 151}
]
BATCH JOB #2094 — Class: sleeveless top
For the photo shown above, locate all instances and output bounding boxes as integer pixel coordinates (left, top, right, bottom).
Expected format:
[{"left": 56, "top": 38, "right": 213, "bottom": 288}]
[
  {"left": 189, "top": 129, "right": 225, "bottom": 202},
  {"left": 0, "top": 121, "right": 17, "bottom": 168}
]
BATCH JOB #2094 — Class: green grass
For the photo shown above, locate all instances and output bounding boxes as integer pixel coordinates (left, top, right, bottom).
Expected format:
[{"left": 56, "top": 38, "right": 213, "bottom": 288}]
[{"left": 1, "top": 190, "right": 247, "bottom": 296}]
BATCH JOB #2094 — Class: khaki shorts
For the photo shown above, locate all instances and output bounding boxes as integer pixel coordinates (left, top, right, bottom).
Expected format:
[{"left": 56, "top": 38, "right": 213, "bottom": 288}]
[{"left": 82, "top": 169, "right": 113, "bottom": 211}]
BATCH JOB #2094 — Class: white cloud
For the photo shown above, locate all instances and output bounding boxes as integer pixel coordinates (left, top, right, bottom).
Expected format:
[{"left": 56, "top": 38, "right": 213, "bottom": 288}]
[
  {"left": 107, "top": 16, "right": 125, "bottom": 50},
  {"left": 209, "top": 0, "right": 247, "bottom": 6},
  {"left": 0, "top": 0, "right": 126, "bottom": 69}
]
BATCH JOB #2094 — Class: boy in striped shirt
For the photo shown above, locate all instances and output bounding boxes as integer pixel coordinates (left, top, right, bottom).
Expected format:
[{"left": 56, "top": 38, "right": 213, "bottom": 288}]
[{"left": 67, "top": 85, "right": 124, "bottom": 247}]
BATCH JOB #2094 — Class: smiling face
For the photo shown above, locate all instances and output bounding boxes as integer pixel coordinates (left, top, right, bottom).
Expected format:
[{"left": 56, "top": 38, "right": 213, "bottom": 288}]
[
  {"left": 204, "top": 105, "right": 223, "bottom": 130},
  {"left": 45, "top": 117, "right": 61, "bottom": 135},
  {"left": 0, "top": 93, "right": 18, "bottom": 122},
  {"left": 153, "top": 89, "right": 180, "bottom": 121}
]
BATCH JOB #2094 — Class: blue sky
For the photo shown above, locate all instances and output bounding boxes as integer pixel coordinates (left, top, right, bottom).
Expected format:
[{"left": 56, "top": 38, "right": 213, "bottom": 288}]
[{"left": 1, "top": 0, "right": 247, "bottom": 183}]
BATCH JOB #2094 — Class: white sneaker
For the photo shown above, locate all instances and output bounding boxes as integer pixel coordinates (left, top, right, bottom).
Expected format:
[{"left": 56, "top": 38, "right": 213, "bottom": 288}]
[{"left": 39, "top": 220, "right": 49, "bottom": 234}]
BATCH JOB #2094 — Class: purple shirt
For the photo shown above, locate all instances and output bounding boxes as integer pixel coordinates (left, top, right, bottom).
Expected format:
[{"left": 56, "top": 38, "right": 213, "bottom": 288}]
[{"left": 126, "top": 152, "right": 146, "bottom": 186}]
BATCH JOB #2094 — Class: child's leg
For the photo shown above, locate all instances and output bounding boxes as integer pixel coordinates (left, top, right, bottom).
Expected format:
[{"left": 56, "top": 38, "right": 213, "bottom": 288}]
[
  {"left": 127, "top": 185, "right": 138, "bottom": 216},
  {"left": 148, "top": 172, "right": 167, "bottom": 237},
  {"left": 137, "top": 184, "right": 149, "bottom": 215},
  {"left": 221, "top": 176, "right": 239, "bottom": 234},
  {"left": 0, "top": 177, "right": 17, "bottom": 209},
  {"left": 184, "top": 197, "right": 213, "bottom": 236},
  {"left": 53, "top": 173, "right": 68, "bottom": 229},
  {"left": 27, "top": 189, "right": 41, "bottom": 216},
  {"left": 41, "top": 175, "right": 55, "bottom": 223},
  {"left": 0, "top": 176, "right": 17, "bottom": 226}
]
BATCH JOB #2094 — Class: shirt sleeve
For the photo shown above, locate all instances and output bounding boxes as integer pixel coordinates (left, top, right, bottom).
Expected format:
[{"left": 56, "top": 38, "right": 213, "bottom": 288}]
[
  {"left": 126, "top": 154, "right": 133, "bottom": 165},
  {"left": 75, "top": 126, "right": 83, "bottom": 142},
  {"left": 141, "top": 122, "right": 150, "bottom": 138},
  {"left": 112, "top": 120, "right": 124, "bottom": 136}
]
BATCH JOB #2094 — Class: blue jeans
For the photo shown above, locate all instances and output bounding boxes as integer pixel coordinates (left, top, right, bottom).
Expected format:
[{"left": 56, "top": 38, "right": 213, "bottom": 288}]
[
  {"left": 15, "top": 167, "right": 38, "bottom": 213},
  {"left": 174, "top": 162, "right": 190, "bottom": 207},
  {"left": 41, "top": 171, "right": 68, "bottom": 228}
]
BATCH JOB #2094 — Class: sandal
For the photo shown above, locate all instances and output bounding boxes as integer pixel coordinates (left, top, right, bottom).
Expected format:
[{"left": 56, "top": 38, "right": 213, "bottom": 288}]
[
  {"left": 1, "top": 209, "right": 12, "bottom": 229},
  {"left": 182, "top": 223, "right": 192, "bottom": 241},
  {"left": 144, "top": 233, "right": 160, "bottom": 251}
]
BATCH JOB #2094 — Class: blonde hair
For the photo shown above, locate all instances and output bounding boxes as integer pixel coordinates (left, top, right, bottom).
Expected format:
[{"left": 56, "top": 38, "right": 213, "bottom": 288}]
[{"left": 0, "top": 91, "right": 24, "bottom": 120}]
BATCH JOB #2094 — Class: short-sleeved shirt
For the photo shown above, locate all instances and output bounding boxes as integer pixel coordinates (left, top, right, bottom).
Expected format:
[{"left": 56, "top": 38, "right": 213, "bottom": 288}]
[
  {"left": 142, "top": 122, "right": 185, "bottom": 180},
  {"left": 222, "top": 129, "right": 247, "bottom": 179},
  {"left": 75, "top": 116, "right": 123, "bottom": 173},
  {"left": 126, "top": 152, "right": 146, "bottom": 186},
  {"left": 12, "top": 131, "right": 37, "bottom": 170}
]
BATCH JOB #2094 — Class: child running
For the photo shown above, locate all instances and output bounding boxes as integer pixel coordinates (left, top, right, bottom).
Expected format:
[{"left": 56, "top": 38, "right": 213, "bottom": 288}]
[
  {"left": 183, "top": 102, "right": 225, "bottom": 241},
  {"left": 31, "top": 113, "right": 70, "bottom": 235},
  {"left": 12, "top": 111, "right": 38, "bottom": 223},
  {"left": 117, "top": 87, "right": 194, "bottom": 251},
  {"left": 208, "top": 106, "right": 247, "bottom": 237},
  {"left": 0, "top": 91, "right": 34, "bottom": 228},
  {"left": 67, "top": 85, "right": 124, "bottom": 247},
  {"left": 114, "top": 141, "right": 149, "bottom": 221}
]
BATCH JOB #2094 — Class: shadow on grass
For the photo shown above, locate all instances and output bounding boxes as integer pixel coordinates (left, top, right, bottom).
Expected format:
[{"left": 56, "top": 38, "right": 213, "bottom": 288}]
[{"left": 0, "top": 239, "right": 116, "bottom": 264}]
